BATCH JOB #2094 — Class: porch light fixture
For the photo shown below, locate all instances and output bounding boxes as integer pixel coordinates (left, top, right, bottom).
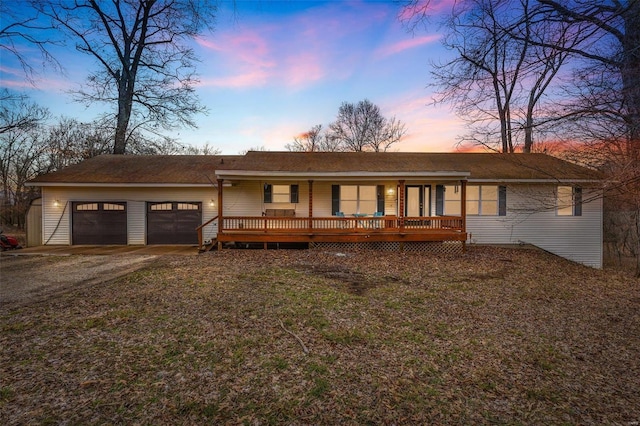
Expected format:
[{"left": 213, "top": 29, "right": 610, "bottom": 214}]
[
  {"left": 387, "top": 188, "right": 395, "bottom": 195},
  {"left": 54, "top": 199, "right": 60, "bottom": 207},
  {"left": 209, "top": 199, "right": 215, "bottom": 207}
]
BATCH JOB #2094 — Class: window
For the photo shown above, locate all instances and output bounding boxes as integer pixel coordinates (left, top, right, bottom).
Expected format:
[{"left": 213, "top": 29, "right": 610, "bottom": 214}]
[
  {"left": 444, "top": 185, "right": 461, "bottom": 215},
  {"left": 467, "top": 186, "right": 498, "bottom": 216},
  {"left": 177, "top": 203, "right": 199, "bottom": 210},
  {"left": 332, "top": 185, "right": 379, "bottom": 215},
  {"left": 272, "top": 185, "right": 291, "bottom": 203},
  {"left": 150, "top": 203, "right": 172, "bottom": 211},
  {"left": 103, "top": 203, "right": 125, "bottom": 211},
  {"left": 264, "top": 184, "right": 299, "bottom": 203},
  {"left": 76, "top": 203, "right": 98, "bottom": 211},
  {"left": 436, "top": 184, "right": 506, "bottom": 216},
  {"left": 557, "top": 186, "right": 582, "bottom": 216}
]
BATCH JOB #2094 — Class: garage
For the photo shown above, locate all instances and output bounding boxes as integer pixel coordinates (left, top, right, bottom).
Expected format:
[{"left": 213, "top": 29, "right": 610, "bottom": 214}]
[
  {"left": 147, "top": 202, "right": 201, "bottom": 244},
  {"left": 72, "top": 202, "right": 127, "bottom": 245}
]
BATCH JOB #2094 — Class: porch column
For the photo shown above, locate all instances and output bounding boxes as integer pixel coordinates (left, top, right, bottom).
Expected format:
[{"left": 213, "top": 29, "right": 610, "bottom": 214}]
[
  {"left": 460, "top": 179, "right": 466, "bottom": 231},
  {"left": 217, "top": 178, "right": 224, "bottom": 250},
  {"left": 399, "top": 180, "right": 405, "bottom": 230},
  {"left": 461, "top": 179, "right": 467, "bottom": 252},
  {"left": 308, "top": 180, "right": 314, "bottom": 231}
]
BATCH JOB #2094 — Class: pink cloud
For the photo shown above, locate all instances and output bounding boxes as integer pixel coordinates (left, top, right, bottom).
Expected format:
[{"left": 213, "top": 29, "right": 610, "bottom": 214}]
[
  {"left": 284, "top": 52, "right": 325, "bottom": 88},
  {"left": 199, "top": 70, "right": 270, "bottom": 89},
  {"left": 380, "top": 93, "right": 465, "bottom": 152},
  {"left": 195, "top": 36, "right": 223, "bottom": 52},
  {"left": 195, "top": 2, "right": 395, "bottom": 90},
  {"left": 0, "top": 65, "right": 74, "bottom": 91},
  {"left": 375, "top": 34, "right": 441, "bottom": 58}
]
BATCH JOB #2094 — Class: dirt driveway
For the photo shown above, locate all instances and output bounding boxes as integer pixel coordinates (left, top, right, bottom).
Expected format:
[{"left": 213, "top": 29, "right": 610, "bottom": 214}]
[
  {"left": 0, "top": 254, "right": 162, "bottom": 307},
  {"left": 0, "top": 246, "right": 197, "bottom": 307}
]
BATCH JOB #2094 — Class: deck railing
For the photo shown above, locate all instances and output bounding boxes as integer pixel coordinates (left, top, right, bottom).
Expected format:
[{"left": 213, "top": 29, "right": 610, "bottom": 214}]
[
  {"left": 220, "top": 215, "right": 463, "bottom": 233},
  {"left": 196, "top": 215, "right": 218, "bottom": 250}
]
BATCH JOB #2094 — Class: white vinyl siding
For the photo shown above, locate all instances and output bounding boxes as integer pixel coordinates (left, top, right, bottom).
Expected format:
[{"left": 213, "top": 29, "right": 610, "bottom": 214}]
[{"left": 467, "top": 184, "right": 602, "bottom": 268}]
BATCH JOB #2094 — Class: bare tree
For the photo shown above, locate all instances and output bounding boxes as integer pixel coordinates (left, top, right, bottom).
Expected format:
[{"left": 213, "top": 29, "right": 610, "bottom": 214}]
[
  {"left": 0, "top": 91, "right": 49, "bottom": 135},
  {"left": 285, "top": 124, "right": 345, "bottom": 152},
  {"left": 430, "top": 0, "right": 571, "bottom": 153},
  {"left": 286, "top": 125, "right": 325, "bottom": 152},
  {"left": 329, "top": 99, "right": 406, "bottom": 152},
  {"left": 0, "top": 95, "right": 50, "bottom": 226},
  {"left": 182, "top": 143, "right": 221, "bottom": 155},
  {"left": 539, "top": 0, "right": 640, "bottom": 157},
  {"left": 33, "top": 0, "right": 218, "bottom": 155},
  {"left": 0, "top": 2, "right": 60, "bottom": 83}
]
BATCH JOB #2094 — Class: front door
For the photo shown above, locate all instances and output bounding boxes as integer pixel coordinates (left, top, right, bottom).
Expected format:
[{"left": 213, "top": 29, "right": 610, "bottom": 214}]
[{"left": 405, "top": 186, "right": 431, "bottom": 217}]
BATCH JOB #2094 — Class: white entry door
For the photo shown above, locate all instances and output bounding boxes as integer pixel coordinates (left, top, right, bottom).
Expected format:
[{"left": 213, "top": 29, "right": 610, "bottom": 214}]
[{"left": 405, "top": 186, "right": 431, "bottom": 217}]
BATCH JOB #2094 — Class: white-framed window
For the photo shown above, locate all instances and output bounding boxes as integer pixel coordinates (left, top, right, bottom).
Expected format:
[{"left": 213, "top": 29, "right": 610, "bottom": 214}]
[
  {"left": 467, "top": 185, "right": 498, "bottom": 216},
  {"left": 340, "top": 185, "right": 377, "bottom": 215},
  {"left": 557, "top": 186, "right": 582, "bottom": 216},
  {"left": 444, "top": 185, "right": 461, "bottom": 215},
  {"left": 438, "top": 184, "right": 506, "bottom": 216},
  {"left": 263, "top": 184, "right": 299, "bottom": 203},
  {"left": 272, "top": 185, "right": 291, "bottom": 203}
]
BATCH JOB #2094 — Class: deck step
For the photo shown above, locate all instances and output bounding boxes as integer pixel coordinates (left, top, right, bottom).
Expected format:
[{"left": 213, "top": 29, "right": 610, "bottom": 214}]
[{"left": 198, "top": 239, "right": 217, "bottom": 253}]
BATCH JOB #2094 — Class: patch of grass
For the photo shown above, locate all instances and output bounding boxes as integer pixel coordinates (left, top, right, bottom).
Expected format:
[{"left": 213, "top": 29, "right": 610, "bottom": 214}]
[
  {"left": 0, "top": 386, "right": 14, "bottom": 401},
  {"left": 321, "top": 328, "right": 371, "bottom": 346},
  {"left": 176, "top": 400, "right": 219, "bottom": 418},
  {"left": 264, "top": 356, "right": 289, "bottom": 371},
  {"left": 0, "top": 322, "right": 27, "bottom": 333},
  {"left": 305, "top": 361, "right": 328, "bottom": 375},
  {"left": 308, "top": 377, "right": 330, "bottom": 399}
]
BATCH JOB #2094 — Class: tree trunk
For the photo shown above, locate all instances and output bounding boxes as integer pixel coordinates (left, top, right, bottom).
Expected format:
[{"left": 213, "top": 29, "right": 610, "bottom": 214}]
[
  {"left": 113, "top": 71, "right": 133, "bottom": 155},
  {"left": 622, "top": 1, "right": 640, "bottom": 161}
]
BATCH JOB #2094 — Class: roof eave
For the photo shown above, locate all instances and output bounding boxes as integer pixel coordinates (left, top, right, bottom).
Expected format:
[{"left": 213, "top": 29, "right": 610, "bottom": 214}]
[
  {"left": 215, "top": 170, "right": 472, "bottom": 181},
  {"left": 468, "top": 178, "right": 603, "bottom": 184},
  {"left": 26, "top": 182, "right": 225, "bottom": 188}
]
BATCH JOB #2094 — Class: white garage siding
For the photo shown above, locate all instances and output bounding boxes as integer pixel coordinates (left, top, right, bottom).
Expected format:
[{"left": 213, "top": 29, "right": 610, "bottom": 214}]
[
  {"left": 42, "top": 186, "right": 218, "bottom": 245},
  {"left": 467, "top": 184, "right": 603, "bottom": 268}
]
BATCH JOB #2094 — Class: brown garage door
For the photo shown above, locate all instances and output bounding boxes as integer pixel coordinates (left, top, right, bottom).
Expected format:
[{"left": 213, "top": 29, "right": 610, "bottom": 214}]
[
  {"left": 147, "top": 202, "right": 201, "bottom": 244},
  {"left": 72, "top": 202, "right": 127, "bottom": 245}
]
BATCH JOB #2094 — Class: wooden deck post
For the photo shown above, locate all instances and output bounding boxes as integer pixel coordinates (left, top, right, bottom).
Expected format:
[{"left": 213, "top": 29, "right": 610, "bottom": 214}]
[
  {"left": 461, "top": 179, "right": 467, "bottom": 252},
  {"left": 217, "top": 178, "right": 223, "bottom": 251},
  {"left": 399, "top": 180, "right": 405, "bottom": 231},
  {"left": 308, "top": 180, "right": 313, "bottom": 231}
]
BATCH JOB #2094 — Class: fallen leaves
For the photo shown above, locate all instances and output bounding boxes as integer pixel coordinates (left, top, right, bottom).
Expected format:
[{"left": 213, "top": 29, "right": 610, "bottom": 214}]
[{"left": 1, "top": 246, "right": 639, "bottom": 425}]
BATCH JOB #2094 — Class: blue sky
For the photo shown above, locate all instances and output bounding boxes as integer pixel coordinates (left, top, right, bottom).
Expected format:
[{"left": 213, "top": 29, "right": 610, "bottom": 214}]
[{"left": 2, "top": 0, "right": 466, "bottom": 154}]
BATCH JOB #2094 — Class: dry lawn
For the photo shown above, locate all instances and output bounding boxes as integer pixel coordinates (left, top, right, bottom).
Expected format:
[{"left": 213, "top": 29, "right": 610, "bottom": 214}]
[{"left": 1, "top": 247, "right": 639, "bottom": 425}]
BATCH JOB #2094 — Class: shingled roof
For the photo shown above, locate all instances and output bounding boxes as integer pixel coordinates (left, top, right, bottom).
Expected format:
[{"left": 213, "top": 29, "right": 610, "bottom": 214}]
[
  {"left": 220, "top": 152, "right": 603, "bottom": 181},
  {"left": 27, "top": 155, "right": 239, "bottom": 185},
  {"left": 27, "top": 152, "right": 603, "bottom": 185}
]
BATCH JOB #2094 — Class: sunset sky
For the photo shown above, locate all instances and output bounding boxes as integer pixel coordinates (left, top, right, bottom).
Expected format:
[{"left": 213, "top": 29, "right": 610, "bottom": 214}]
[{"left": 2, "top": 0, "right": 467, "bottom": 154}]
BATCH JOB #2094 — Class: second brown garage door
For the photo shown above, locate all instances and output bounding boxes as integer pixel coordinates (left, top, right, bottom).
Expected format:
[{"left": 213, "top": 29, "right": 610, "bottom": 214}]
[{"left": 147, "top": 202, "right": 201, "bottom": 244}]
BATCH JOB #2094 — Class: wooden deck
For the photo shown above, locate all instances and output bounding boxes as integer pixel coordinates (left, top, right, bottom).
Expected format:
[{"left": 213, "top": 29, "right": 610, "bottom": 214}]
[{"left": 213, "top": 215, "right": 466, "bottom": 245}]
